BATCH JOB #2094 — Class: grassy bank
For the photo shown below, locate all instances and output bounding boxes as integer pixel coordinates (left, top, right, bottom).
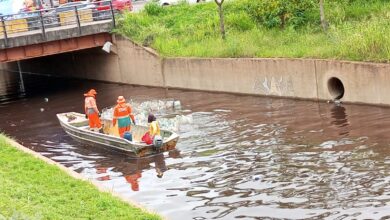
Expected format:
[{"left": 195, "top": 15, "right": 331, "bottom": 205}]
[
  {"left": 0, "top": 135, "right": 161, "bottom": 220},
  {"left": 115, "top": 0, "right": 390, "bottom": 62}
]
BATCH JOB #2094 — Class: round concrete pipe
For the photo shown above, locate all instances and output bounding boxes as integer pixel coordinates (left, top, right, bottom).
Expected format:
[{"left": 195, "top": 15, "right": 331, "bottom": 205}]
[{"left": 327, "top": 77, "right": 345, "bottom": 100}]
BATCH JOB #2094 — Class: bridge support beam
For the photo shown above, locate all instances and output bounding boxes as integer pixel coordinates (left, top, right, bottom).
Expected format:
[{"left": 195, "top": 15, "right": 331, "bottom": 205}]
[{"left": 0, "top": 33, "right": 112, "bottom": 63}]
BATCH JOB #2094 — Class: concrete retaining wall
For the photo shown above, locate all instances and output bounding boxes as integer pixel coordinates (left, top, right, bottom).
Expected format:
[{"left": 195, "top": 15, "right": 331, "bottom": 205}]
[
  {"left": 315, "top": 60, "right": 390, "bottom": 105},
  {"left": 0, "top": 62, "right": 13, "bottom": 71},
  {"left": 5, "top": 35, "right": 390, "bottom": 106},
  {"left": 163, "top": 58, "right": 390, "bottom": 105},
  {"left": 163, "top": 58, "right": 319, "bottom": 100},
  {"left": 115, "top": 35, "right": 164, "bottom": 87}
]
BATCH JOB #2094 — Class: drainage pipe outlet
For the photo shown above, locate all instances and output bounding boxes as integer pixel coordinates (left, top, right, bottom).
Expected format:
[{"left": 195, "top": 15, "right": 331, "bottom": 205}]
[{"left": 327, "top": 77, "right": 345, "bottom": 100}]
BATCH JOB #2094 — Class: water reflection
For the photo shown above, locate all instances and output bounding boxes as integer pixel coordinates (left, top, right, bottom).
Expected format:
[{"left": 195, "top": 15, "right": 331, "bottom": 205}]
[
  {"left": 94, "top": 150, "right": 181, "bottom": 191},
  {"left": 330, "top": 104, "right": 349, "bottom": 136},
  {"left": 0, "top": 69, "right": 24, "bottom": 102},
  {"left": 0, "top": 72, "right": 390, "bottom": 219}
]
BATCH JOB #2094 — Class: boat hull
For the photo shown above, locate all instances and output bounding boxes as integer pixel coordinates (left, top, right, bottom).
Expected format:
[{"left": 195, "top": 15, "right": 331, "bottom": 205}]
[{"left": 57, "top": 112, "right": 179, "bottom": 157}]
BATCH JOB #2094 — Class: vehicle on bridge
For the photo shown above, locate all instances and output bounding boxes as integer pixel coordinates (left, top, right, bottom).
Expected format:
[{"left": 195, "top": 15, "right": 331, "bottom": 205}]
[
  {"left": 94, "top": 0, "right": 132, "bottom": 21},
  {"left": 158, "top": 0, "right": 210, "bottom": 6},
  {"left": 96, "top": 0, "right": 133, "bottom": 12},
  {"left": 43, "top": 1, "right": 108, "bottom": 26}
]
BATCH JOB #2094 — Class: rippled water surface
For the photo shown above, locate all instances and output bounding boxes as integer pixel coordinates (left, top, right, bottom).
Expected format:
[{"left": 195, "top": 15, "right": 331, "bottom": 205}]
[{"left": 0, "top": 71, "right": 390, "bottom": 219}]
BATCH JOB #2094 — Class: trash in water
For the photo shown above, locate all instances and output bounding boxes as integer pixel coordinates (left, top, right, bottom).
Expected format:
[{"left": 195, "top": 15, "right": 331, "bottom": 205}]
[
  {"left": 252, "top": 175, "right": 262, "bottom": 181},
  {"left": 173, "top": 100, "right": 181, "bottom": 110},
  {"left": 101, "top": 99, "right": 191, "bottom": 131}
]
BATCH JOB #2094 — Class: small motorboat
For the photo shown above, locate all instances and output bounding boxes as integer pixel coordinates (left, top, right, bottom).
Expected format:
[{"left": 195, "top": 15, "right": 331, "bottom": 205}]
[{"left": 56, "top": 112, "right": 179, "bottom": 157}]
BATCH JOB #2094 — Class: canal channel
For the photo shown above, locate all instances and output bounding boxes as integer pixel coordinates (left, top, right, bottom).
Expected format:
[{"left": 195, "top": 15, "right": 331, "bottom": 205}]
[{"left": 0, "top": 70, "right": 389, "bottom": 219}]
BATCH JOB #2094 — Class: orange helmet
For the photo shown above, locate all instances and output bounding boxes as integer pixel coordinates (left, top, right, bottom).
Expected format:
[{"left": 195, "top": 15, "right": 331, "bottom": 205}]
[
  {"left": 84, "top": 89, "right": 97, "bottom": 97},
  {"left": 89, "top": 89, "right": 97, "bottom": 95}
]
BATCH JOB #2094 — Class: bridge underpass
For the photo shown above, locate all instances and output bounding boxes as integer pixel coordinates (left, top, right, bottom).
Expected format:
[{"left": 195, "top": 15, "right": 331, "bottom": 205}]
[{"left": 6, "top": 46, "right": 119, "bottom": 80}]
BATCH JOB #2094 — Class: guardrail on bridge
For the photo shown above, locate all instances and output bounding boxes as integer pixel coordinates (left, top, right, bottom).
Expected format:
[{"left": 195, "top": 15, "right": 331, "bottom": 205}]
[{"left": 0, "top": 0, "right": 117, "bottom": 48}]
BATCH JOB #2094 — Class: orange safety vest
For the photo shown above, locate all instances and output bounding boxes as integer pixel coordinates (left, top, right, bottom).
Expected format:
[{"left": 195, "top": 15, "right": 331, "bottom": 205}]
[
  {"left": 113, "top": 104, "right": 135, "bottom": 122},
  {"left": 84, "top": 96, "right": 99, "bottom": 114}
]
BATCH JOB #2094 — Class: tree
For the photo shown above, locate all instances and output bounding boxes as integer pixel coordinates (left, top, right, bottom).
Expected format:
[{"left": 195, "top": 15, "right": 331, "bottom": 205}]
[
  {"left": 214, "top": 0, "right": 226, "bottom": 39},
  {"left": 319, "top": 0, "right": 328, "bottom": 31}
]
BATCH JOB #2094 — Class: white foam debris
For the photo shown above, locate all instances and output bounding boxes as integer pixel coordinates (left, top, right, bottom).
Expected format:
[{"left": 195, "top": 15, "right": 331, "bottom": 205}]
[
  {"left": 173, "top": 100, "right": 181, "bottom": 110},
  {"left": 101, "top": 99, "right": 190, "bottom": 131}
]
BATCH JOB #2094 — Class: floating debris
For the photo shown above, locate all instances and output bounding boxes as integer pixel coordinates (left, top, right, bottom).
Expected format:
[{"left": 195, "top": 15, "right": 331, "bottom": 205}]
[{"left": 101, "top": 99, "right": 191, "bottom": 131}]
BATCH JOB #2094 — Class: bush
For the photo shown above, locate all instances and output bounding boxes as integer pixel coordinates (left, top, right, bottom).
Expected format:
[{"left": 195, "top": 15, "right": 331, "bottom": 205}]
[
  {"left": 115, "top": 0, "right": 390, "bottom": 62},
  {"left": 336, "top": 18, "right": 390, "bottom": 61},
  {"left": 140, "top": 24, "right": 169, "bottom": 47},
  {"left": 225, "top": 11, "right": 255, "bottom": 31},
  {"left": 144, "top": 2, "right": 165, "bottom": 16},
  {"left": 115, "top": 12, "right": 154, "bottom": 42},
  {"left": 246, "top": 0, "right": 316, "bottom": 29}
]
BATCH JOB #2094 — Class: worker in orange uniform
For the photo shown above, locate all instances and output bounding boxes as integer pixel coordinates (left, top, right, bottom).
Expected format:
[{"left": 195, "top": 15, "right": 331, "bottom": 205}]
[
  {"left": 125, "top": 171, "right": 142, "bottom": 191},
  {"left": 112, "top": 96, "right": 136, "bottom": 138},
  {"left": 84, "top": 89, "right": 102, "bottom": 132},
  {"left": 96, "top": 167, "right": 111, "bottom": 181}
]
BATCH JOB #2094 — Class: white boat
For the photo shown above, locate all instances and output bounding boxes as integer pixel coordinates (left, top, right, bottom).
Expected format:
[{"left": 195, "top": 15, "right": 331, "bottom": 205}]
[{"left": 56, "top": 112, "right": 179, "bottom": 157}]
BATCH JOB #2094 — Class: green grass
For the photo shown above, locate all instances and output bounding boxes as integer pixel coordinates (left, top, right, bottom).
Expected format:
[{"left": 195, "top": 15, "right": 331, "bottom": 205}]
[
  {"left": 115, "top": 0, "right": 390, "bottom": 62},
  {"left": 0, "top": 135, "right": 161, "bottom": 220}
]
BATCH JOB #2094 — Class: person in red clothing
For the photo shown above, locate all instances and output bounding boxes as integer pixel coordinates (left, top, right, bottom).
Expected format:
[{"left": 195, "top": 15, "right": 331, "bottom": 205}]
[
  {"left": 96, "top": 167, "right": 111, "bottom": 181},
  {"left": 112, "top": 96, "right": 136, "bottom": 138},
  {"left": 125, "top": 171, "right": 142, "bottom": 191},
  {"left": 84, "top": 89, "right": 102, "bottom": 132}
]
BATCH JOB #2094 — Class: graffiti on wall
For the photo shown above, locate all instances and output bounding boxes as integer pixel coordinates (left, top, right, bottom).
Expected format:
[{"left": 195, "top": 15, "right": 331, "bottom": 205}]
[{"left": 253, "top": 75, "right": 294, "bottom": 96}]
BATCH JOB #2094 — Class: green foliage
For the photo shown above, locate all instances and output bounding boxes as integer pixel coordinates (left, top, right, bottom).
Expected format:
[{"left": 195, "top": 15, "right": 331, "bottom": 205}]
[
  {"left": 114, "top": 0, "right": 390, "bottom": 62},
  {"left": 335, "top": 18, "right": 390, "bottom": 62},
  {"left": 226, "top": 11, "right": 255, "bottom": 31},
  {"left": 144, "top": 2, "right": 165, "bottom": 16},
  {"left": 246, "top": 0, "right": 316, "bottom": 28},
  {"left": 0, "top": 135, "right": 161, "bottom": 220},
  {"left": 115, "top": 12, "right": 154, "bottom": 41}
]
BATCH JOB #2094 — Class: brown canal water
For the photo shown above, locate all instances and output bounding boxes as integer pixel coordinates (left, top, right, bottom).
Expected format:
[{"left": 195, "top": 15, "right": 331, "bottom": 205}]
[{"left": 1, "top": 70, "right": 390, "bottom": 219}]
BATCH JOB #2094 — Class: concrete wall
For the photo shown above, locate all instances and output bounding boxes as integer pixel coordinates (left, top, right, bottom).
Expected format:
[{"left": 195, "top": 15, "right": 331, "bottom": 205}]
[
  {"left": 163, "top": 58, "right": 390, "bottom": 105},
  {"left": 0, "top": 62, "right": 13, "bottom": 71},
  {"left": 163, "top": 58, "right": 318, "bottom": 99},
  {"left": 10, "top": 35, "right": 390, "bottom": 106},
  {"left": 315, "top": 60, "right": 390, "bottom": 105},
  {"left": 114, "top": 35, "right": 164, "bottom": 87}
]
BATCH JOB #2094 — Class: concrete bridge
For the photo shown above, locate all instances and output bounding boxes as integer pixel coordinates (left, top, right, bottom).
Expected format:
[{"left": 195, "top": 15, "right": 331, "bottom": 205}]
[{"left": 0, "top": 1, "right": 115, "bottom": 63}]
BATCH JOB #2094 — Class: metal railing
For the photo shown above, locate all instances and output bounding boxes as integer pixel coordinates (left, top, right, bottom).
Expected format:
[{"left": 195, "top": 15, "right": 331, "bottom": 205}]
[{"left": 0, "top": 0, "right": 117, "bottom": 48}]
